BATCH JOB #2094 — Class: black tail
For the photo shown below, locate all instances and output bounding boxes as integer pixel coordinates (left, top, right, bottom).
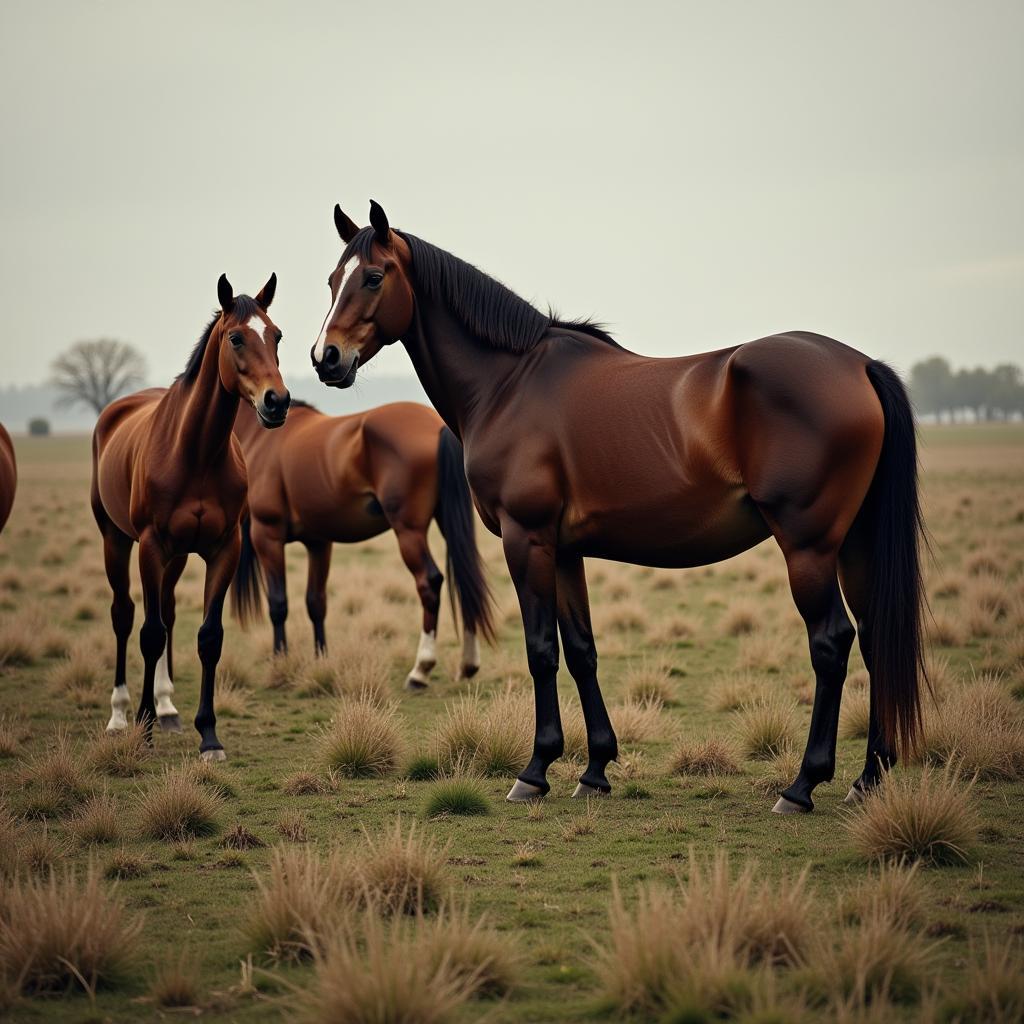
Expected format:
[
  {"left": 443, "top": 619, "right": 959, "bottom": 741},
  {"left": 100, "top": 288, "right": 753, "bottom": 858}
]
[
  {"left": 435, "top": 427, "right": 495, "bottom": 642},
  {"left": 863, "top": 361, "right": 929, "bottom": 756},
  {"left": 230, "top": 515, "right": 264, "bottom": 627}
]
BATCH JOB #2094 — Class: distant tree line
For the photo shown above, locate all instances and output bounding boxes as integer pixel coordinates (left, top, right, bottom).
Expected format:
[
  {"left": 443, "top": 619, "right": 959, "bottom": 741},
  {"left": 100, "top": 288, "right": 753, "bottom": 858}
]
[{"left": 909, "top": 357, "right": 1024, "bottom": 421}]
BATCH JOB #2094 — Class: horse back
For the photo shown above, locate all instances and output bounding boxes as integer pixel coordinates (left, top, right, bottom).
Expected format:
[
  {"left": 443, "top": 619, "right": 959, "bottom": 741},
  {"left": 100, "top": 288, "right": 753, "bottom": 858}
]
[{"left": 0, "top": 422, "right": 16, "bottom": 535}]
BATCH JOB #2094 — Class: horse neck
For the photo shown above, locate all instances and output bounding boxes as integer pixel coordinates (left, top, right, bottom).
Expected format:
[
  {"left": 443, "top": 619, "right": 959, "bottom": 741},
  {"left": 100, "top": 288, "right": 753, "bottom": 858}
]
[
  {"left": 231, "top": 400, "right": 263, "bottom": 456},
  {"left": 401, "top": 293, "right": 522, "bottom": 438},
  {"left": 173, "top": 329, "right": 240, "bottom": 466}
]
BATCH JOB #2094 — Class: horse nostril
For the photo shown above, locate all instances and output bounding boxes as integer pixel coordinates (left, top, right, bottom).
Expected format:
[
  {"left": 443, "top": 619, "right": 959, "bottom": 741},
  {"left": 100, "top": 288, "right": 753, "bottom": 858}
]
[
  {"left": 263, "top": 389, "right": 287, "bottom": 414},
  {"left": 323, "top": 344, "right": 341, "bottom": 368}
]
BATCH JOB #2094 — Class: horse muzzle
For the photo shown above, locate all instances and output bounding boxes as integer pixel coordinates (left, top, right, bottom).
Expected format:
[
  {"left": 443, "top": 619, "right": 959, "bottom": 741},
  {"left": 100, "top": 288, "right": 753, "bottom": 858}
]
[
  {"left": 256, "top": 388, "right": 290, "bottom": 428},
  {"left": 311, "top": 344, "right": 359, "bottom": 389}
]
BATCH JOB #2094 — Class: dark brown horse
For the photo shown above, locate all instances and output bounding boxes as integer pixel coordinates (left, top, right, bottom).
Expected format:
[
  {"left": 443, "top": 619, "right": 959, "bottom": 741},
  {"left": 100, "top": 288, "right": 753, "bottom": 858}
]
[
  {"left": 311, "top": 202, "right": 928, "bottom": 814},
  {"left": 0, "top": 423, "right": 15, "bottom": 536},
  {"left": 230, "top": 399, "right": 494, "bottom": 687},
  {"left": 91, "top": 274, "right": 290, "bottom": 759}
]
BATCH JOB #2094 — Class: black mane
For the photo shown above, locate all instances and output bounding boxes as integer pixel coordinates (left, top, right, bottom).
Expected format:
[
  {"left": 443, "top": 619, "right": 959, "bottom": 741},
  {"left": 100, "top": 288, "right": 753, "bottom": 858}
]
[
  {"left": 339, "top": 226, "right": 620, "bottom": 354},
  {"left": 179, "top": 294, "right": 260, "bottom": 383}
]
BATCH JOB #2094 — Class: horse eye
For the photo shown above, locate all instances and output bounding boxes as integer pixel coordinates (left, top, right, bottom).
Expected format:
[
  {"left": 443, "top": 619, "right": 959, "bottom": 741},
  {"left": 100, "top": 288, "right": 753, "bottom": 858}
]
[
  {"left": 229, "top": 332, "right": 244, "bottom": 348},
  {"left": 365, "top": 272, "right": 383, "bottom": 290}
]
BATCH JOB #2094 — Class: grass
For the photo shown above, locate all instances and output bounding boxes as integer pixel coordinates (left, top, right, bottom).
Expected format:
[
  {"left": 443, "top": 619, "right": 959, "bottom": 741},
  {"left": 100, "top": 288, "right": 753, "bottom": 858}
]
[
  {"left": 0, "top": 428, "right": 1023, "bottom": 1020},
  {"left": 136, "top": 764, "right": 223, "bottom": 841},
  {"left": 317, "top": 692, "right": 403, "bottom": 777},
  {"left": 668, "top": 736, "right": 740, "bottom": 776},
  {"left": 843, "top": 765, "right": 979, "bottom": 864},
  {"left": 423, "top": 774, "right": 491, "bottom": 818},
  {"left": 734, "top": 695, "right": 797, "bottom": 759},
  {"left": 149, "top": 949, "right": 201, "bottom": 1008}
]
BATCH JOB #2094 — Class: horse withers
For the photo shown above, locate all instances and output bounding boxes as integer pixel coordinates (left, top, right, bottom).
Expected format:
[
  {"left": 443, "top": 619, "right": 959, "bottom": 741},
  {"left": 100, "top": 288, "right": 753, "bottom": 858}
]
[
  {"left": 230, "top": 399, "right": 494, "bottom": 687},
  {"left": 310, "top": 202, "right": 928, "bottom": 814},
  {"left": 91, "top": 274, "right": 289, "bottom": 760}
]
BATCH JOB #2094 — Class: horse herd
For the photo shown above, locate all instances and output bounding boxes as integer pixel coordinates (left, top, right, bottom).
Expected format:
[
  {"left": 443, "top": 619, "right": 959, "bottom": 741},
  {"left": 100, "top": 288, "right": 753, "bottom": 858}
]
[{"left": 1, "top": 201, "right": 928, "bottom": 814}]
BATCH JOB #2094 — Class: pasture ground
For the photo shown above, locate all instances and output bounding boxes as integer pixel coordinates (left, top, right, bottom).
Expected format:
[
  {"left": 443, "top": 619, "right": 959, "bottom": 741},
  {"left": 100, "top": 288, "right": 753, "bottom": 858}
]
[{"left": 0, "top": 425, "right": 1022, "bottom": 1022}]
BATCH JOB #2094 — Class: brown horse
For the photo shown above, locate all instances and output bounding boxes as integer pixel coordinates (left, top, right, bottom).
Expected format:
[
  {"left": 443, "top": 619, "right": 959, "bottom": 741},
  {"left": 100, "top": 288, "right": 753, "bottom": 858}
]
[
  {"left": 0, "top": 423, "right": 15, "bottom": 536},
  {"left": 230, "top": 399, "right": 494, "bottom": 686},
  {"left": 91, "top": 274, "right": 290, "bottom": 759},
  {"left": 311, "top": 202, "right": 928, "bottom": 814}
]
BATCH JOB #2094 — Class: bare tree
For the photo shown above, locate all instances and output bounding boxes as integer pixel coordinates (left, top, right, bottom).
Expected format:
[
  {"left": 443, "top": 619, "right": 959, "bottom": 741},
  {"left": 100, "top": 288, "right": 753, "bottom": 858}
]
[{"left": 51, "top": 339, "right": 147, "bottom": 415}]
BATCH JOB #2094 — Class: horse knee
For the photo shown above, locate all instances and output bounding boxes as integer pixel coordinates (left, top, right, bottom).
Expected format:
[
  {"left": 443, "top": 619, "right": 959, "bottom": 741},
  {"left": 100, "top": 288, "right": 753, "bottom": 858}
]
[
  {"left": 111, "top": 598, "right": 134, "bottom": 637},
  {"left": 810, "top": 619, "right": 855, "bottom": 681},
  {"left": 305, "top": 592, "right": 326, "bottom": 623},
  {"left": 534, "top": 724, "right": 564, "bottom": 762},
  {"left": 197, "top": 622, "right": 224, "bottom": 665},
  {"left": 525, "top": 639, "right": 559, "bottom": 682},
  {"left": 562, "top": 635, "right": 597, "bottom": 681}
]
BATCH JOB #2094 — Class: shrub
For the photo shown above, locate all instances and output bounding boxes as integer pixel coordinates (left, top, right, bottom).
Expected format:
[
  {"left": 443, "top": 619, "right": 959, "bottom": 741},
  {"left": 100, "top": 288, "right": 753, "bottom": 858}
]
[
  {"left": 734, "top": 696, "right": 796, "bottom": 760},
  {"left": 0, "top": 864, "right": 141, "bottom": 995},
  {"left": 318, "top": 693, "right": 402, "bottom": 778},
  {"left": 669, "top": 736, "right": 740, "bottom": 777},
  {"left": 27, "top": 417, "right": 50, "bottom": 436},
  {"left": 843, "top": 765, "right": 977, "bottom": 865},
  {"left": 137, "top": 764, "right": 223, "bottom": 841}
]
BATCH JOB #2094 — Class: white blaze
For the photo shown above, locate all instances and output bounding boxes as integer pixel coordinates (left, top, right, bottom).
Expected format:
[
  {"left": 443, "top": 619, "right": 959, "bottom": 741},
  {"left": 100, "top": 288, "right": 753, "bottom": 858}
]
[
  {"left": 314, "top": 256, "right": 360, "bottom": 360},
  {"left": 246, "top": 314, "right": 268, "bottom": 343}
]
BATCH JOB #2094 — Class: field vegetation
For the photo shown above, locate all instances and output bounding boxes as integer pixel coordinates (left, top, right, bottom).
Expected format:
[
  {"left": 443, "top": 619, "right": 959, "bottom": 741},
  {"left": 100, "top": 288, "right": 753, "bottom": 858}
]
[{"left": 0, "top": 425, "right": 1022, "bottom": 1021}]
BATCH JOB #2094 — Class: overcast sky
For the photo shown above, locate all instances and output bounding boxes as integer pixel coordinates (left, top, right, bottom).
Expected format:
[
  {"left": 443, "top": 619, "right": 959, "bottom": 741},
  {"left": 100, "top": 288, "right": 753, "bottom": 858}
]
[{"left": 1, "top": 0, "right": 1021, "bottom": 393}]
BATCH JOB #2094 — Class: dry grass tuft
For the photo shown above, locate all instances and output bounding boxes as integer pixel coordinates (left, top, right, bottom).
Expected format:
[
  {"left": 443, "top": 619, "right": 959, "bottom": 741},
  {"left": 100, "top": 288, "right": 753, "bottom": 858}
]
[
  {"left": 301, "top": 910, "right": 478, "bottom": 1024},
  {"left": 839, "top": 689, "right": 871, "bottom": 740},
  {"left": 750, "top": 747, "right": 803, "bottom": 797},
  {"left": 19, "top": 726, "right": 92, "bottom": 817},
  {"left": 0, "top": 612, "right": 43, "bottom": 668},
  {"left": 265, "top": 649, "right": 308, "bottom": 691},
  {"left": 358, "top": 819, "right": 450, "bottom": 916},
  {"left": 150, "top": 949, "right": 201, "bottom": 1008},
  {"left": 276, "top": 811, "right": 309, "bottom": 843},
  {"left": 47, "top": 645, "right": 106, "bottom": 705},
  {"left": 837, "top": 860, "right": 926, "bottom": 932},
  {"left": 668, "top": 736, "right": 740, "bottom": 777},
  {"left": 87, "top": 724, "right": 150, "bottom": 777},
  {"left": 706, "top": 672, "right": 769, "bottom": 713},
  {"left": 733, "top": 696, "right": 796, "bottom": 760},
  {"left": 721, "top": 599, "right": 759, "bottom": 637},
  {"left": 422, "top": 902, "right": 520, "bottom": 998},
  {"left": 222, "top": 823, "right": 264, "bottom": 850},
  {"left": 594, "top": 850, "right": 813, "bottom": 1015},
  {"left": 942, "top": 937, "right": 1024, "bottom": 1024},
  {"left": 104, "top": 847, "right": 150, "bottom": 880},
  {"left": 623, "top": 660, "right": 675, "bottom": 705},
  {"left": 282, "top": 769, "right": 336, "bottom": 796},
  {"left": 0, "top": 863, "right": 142, "bottom": 995},
  {"left": 611, "top": 697, "right": 664, "bottom": 744},
  {"left": 69, "top": 790, "right": 122, "bottom": 846},
  {"left": 844, "top": 765, "right": 978, "bottom": 865},
  {"left": 423, "top": 770, "right": 491, "bottom": 818},
  {"left": 434, "top": 688, "right": 531, "bottom": 777},
  {"left": 318, "top": 693, "right": 403, "bottom": 778},
  {"left": 0, "top": 715, "right": 27, "bottom": 758},
  {"left": 137, "top": 764, "right": 223, "bottom": 841}
]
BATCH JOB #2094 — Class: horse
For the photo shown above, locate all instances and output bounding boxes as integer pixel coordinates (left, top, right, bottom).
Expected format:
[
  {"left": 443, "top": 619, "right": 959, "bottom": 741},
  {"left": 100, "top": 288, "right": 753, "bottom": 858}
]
[
  {"left": 91, "top": 274, "right": 290, "bottom": 760},
  {"left": 310, "top": 201, "right": 928, "bottom": 814},
  {"left": 229, "top": 398, "right": 494, "bottom": 687},
  {"left": 0, "top": 423, "right": 15, "bottom": 536}
]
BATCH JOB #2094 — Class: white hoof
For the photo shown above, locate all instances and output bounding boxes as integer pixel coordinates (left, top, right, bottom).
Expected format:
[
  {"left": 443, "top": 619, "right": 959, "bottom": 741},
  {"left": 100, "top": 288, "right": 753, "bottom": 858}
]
[
  {"left": 158, "top": 714, "right": 183, "bottom": 734},
  {"left": 200, "top": 748, "right": 227, "bottom": 763},
  {"left": 771, "top": 795, "right": 810, "bottom": 815},
  {"left": 506, "top": 780, "right": 545, "bottom": 802},
  {"left": 572, "top": 782, "right": 609, "bottom": 799},
  {"left": 404, "top": 676, "right": 429, "bottom": 693},
  {"left": 105, "top": 717, "right": 128, "bottom": 734},
  {"left": 844, "top": 785, "right": 866, "bottom": 805}
]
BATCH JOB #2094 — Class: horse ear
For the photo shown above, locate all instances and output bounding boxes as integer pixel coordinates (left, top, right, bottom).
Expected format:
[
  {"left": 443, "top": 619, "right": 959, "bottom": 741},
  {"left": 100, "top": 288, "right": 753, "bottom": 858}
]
[
  {"left": 217, "top": 274, "right": 234, "bottom": 314},
  {"left": 334, "top": 204, "right": 360, "bottom": 243},
  {"left": 255, "top": 272, "right": 277, "bottom": 310},
  {"left": 369, "top": 199, "right": 391, "bottom": 246}
]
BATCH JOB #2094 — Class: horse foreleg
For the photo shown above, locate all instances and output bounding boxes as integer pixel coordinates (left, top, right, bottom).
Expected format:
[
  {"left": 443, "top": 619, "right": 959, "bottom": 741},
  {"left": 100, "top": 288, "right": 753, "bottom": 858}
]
[
  {"left": 556, "top": 554, "right": 617, "bottom": 797},
  {"left": 394, "top": 526, "right": 443, "bottom": 691},
  {"left": 100, "top": 523, "right": 135, "bottom": 733},
  {"left": 136, "top": 531, "right": 167, "bottom": 739},
  {"left": 194, "top": 532, "right": 241, "bottom": 761},
  {"left": 155, "top": 555, "right": 187, "bottom": 732},
  {"left": 774, "top": 547, "right": 854, "bottom": 814},
  {"left": 304, "top": 541, "right": 332, "bottom": 656},
  {"left": 501, "top": 517, "right": 562, "bottom": 801},
  {"left": 251, "top": 521, "right": 288, "bottom": 654}
]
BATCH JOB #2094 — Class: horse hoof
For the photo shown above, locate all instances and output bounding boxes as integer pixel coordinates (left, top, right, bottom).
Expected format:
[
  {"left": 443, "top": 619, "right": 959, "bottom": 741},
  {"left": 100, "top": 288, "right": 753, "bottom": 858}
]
[
  {"left": 506, "top": 780, "right": 545, "bottom": 802},
  {"left": 158, "top": 714, "right": 183, "bottom": 734},
  {"left": 844, "top": 785, "right": 866, "bottom": 805},
  {"left": 771, "top": 795, "right": 810, "bottom": 815},
  {"left": 404, "top": 677, "right": 429, "bottom": 693},
  {"left": 572, "top": 782, "right": 610, "bottom": 799},
  {"left": 200, "top": 748, "right": 227, "bottom": 763},
  {"left": 105, "top": 722, "right": 126, "bottom": 734},
  {"left": 457, "top": 664, "right": 480, "bottom": 681}
]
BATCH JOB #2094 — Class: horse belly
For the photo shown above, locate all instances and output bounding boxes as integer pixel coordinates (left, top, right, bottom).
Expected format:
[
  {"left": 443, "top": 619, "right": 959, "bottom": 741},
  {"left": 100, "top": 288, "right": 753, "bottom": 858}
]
[
  {"left": 293, "top": 493, "right": 388, "bottom": 545},
  {"left": 565, "top": 487, "right": 770, "bottom": 569}
]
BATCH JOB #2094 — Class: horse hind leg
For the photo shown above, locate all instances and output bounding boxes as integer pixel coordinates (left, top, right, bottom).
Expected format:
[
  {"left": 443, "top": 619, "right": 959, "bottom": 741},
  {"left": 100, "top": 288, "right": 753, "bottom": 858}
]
[
  {"left": 394, "top": 526, "right": 443, "bottom": 692},
  {"left": 838, "top": 520, "right": 897, "bottom": 802},
  {"left": 772, "top": 545, "right": 855, "bottom": 814},
  {"left": 155, "top": 555, "right": 187, "bottom": 732}
]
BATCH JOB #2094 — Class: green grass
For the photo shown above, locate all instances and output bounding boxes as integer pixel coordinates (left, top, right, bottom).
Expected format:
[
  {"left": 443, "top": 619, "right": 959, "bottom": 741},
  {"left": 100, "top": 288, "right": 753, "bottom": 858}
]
[{"left": 0, "top": 430, "right": 1022, "bottom": 1021}]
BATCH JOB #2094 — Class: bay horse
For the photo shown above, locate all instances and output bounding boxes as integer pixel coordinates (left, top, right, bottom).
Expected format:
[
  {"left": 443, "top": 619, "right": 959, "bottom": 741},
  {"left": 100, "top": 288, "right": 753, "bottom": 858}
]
[
  {"left": 0, "top": 423, "right": 15, "bottom": 536},
  {"left": 311, "top": 202, "right": 928, "bottom": 814},
  {"left": 229, "top": 399, "right": 494, "bottom": 687},
  {"left": 91, "top": 274, "right": 290, "bottom": 760}
]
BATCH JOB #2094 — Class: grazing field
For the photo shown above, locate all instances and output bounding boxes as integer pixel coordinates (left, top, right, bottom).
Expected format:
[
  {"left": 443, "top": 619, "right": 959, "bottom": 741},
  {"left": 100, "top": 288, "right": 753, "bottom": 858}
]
[{"left": 1, "top": 425, "right": 1022, "bottom": 1022}]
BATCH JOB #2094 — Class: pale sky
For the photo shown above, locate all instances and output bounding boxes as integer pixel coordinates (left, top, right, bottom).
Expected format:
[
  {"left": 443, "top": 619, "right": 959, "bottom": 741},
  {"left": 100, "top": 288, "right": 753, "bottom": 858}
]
[{"left": 1, "top": 0, "right": 1021, "bottom": 391}]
